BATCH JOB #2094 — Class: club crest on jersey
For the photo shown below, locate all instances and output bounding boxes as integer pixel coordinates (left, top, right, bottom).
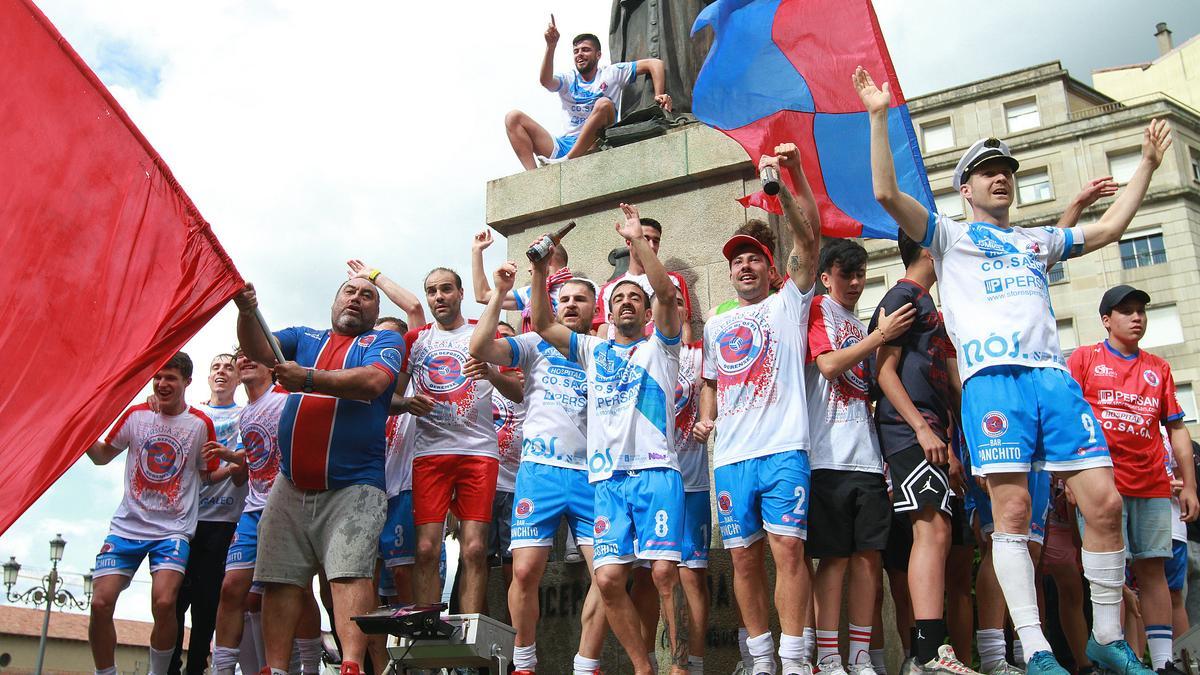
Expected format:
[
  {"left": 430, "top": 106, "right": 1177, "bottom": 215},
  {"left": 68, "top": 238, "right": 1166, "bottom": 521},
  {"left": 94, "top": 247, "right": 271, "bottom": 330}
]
[
  {"left": 717, "top": 491, "right": 733, "bottom": 515},
  {"left": 836, "top": 332, "right": 869, "bottom": 397},
  {"left": 358, "top": 334, "right": 377, "bottom": 348},
  {"left": 139, "top": 435, "right": 185, "bottom": 483},
  {"left": 420, "top": 350, "right": 469, "bottom": 396},
  {"left": 515, "top": 498, "right": 535, "bottom": 518},
  {"left": 594, "top": 515, "right": 610, "bottom": 537},
  {"left": 242, "top": 423, "right": 273, "bottom": 471},
  {"left": 716, "top": 319, "right": 765, "bottom": 375},
  {"left": 593, "top": 346, "right": 630, "bottom": 383},
  {"left": 1094, "top": 364, "right": 1116, "bottom": 378},
  {"left": 100, "top": 542, "right": 114, "bottom": 555},
  {"left": 379, "top": 348, "right": 403, "bottom": 372},
  {"left": 982, "top": 411, "right": 1009, "bottom": 439},
  {"left": 1143, "top": 369, "right": 1160, "bottom": 387}
]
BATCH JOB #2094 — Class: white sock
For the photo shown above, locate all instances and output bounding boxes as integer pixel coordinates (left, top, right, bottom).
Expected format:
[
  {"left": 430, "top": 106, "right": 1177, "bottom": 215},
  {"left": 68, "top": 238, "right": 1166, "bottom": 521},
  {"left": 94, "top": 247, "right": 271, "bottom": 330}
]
[
  {"left": 1013, "top": 638, "right": 1025, "bottom": 668},
  {"left": 870, "top": 648, "right": 887, "bottom": 675},
  {"left": 1147, "top": 624, "right": 1174, "bottom": 668},
  {"left": 816, "top": 629, "right": 841, "bottom": 666},
  {"left": 803, "top": 627, "right": 816, "bottom": 663},
  {"left": 96, "top": 668, "right": 118, "bottom": 675},
  {"left": 781, "top": 632, "right": 808, "bottom": 671},
  {"left": 237, "top": 614, "right": 260, "bottom": 674},
  {"left": 212, "top": 644, "right": 240, "bottom": 671},
  {"left": 748, "top": 631, "right": 778, "bottom": 675},
  {"left": 848, "top": 624, "right": 872, "bottom": 665},
  {"left": 148, "top": 647, "right": 172, "bottom": 675},
  {"left": 297, "top": 637, "right": 322, "bottom": 673},
  {"left": 514, "top": 644, "right": 538, "bottom": 671},
  {"left": 1082, "top": 548, "right": 1127, "bottom": 644},
  {"left": 977, "top": 628, "right": 1007, "bottom": 672},
  {"left": 688, "top": 656, "right": 705, "bottom": 674},
  {"left": 740, "top": 627, "right": 754, "bottom": 669},
  {"left": 247, "top": 611, "right": 266, "bottom": 667},
  {"left": 990, "top": 532, "right": 1053, "bottom": 656},
  {"left": 648, "top": 650, "right": 659, "bottom": 673},
  {"left": 574, "top": 653, "right": 601, "bottom": 674}
]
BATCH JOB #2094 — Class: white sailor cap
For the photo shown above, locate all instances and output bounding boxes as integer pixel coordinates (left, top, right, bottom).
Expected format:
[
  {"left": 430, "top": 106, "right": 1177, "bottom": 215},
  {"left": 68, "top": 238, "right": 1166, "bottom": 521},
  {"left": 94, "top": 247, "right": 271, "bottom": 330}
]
[{"left": 953, "top": 137, "right": 1020, "bottom": 190}]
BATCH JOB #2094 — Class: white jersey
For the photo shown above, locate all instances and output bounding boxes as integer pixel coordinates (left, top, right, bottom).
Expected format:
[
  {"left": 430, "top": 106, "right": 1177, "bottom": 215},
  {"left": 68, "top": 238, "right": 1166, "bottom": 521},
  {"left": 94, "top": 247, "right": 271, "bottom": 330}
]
[
  {"left": 104, "top": 405, "right": 215, "bottom": 541},
  {"left": 555, "top": 62, "right": 636, "bottom": 138},
  {"left": 403, "top": 321, "right": 497, "bottom": 459},
  {"left": 1165, "top": 432, "right": 1188, "bottom": 542},
  {"left": 923, "top": 212, "right": 1082, "bottom": 382},
  {"left": 675, "top": 342, "right": 709, "bottom": 491},
  {"left": 196, "top": 402, "right": 247, "bottom": 522},
  {"left": 505, "top": 332, "right": 589, "bottom": 471},
  {"left": 493, "top": 388, "right": 525, "bottom": 492},
  {"left": 238, "top": 389, "right": 286, "bottom": 512},
  {"left": 570, "top": 329, "right": 681, "bottom": 483},
  {"left": 384, "top": 382, "right": 416, "bottom": 497},
  {"left": 805, "top": 295, "right": 883, "bottom": 473},
  {"left": 703, "top": 279, "right": 815, "bottom": 468}
]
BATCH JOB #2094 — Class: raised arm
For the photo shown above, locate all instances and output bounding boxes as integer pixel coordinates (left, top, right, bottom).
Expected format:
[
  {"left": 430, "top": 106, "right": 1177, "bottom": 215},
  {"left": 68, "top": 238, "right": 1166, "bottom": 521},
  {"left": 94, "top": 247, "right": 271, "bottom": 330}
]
[
  {"left": 234, "top": 284, "right": 278, "bottom": 367},
  {"left": 771, "top": 142, "right": 820, "bottom": 290},
  {"left": 530, "top": 244, "right": 574, "bottom": 354},
  {"left": 347, "top": 259, "right": 426, "bottom": 329},
  {"left": 470, "top": 261, "right": 520, "bottom": 367},
  {"left": 1055, "top": 177, "right": 1118, "bottom": 228},
  {"left": 1078, "top": 119, "right": 1172, "bottom": 254},
  {"left": 540, "top": 15, "right": 560, "bottom": 91},
  {"left": 853, "top": 66, "right": 931, "bottom": 243},
  {"left": 618, "top": 202, "right": 680, "bottom": 339},
  {"left": 633, "top": 58, "right": 673, "bottom": 112}
]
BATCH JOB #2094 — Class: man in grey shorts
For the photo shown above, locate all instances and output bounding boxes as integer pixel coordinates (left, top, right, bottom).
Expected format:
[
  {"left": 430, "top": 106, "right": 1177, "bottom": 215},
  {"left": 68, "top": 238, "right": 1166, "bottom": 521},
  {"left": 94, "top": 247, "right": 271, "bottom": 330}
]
[{"left": 235, "top": 279, "right": 406, "bottom": 675}]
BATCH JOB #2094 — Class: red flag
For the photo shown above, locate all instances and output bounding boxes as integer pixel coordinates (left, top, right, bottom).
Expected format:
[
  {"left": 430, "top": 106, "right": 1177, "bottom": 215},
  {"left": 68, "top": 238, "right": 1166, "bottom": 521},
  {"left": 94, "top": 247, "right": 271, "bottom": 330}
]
[{"left": 0, "top": 0, "right": 245, "bottom": 535}]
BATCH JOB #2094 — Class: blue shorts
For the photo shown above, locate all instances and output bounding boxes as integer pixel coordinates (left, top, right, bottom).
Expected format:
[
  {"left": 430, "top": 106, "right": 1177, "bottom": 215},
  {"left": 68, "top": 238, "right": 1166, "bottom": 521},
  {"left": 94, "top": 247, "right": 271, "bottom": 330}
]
[
  {"left": 1167, "top": 539, "right": 1188, "bottom": 591},
  {"left": 95, "top": 534, "right": 190, "bottom": 578},
  {"left": 225, "top": 510, "right": 262, "bottom": 571},
  {"left": 511, "top": 462, "right": 595, "bottom": 549},
  {"left": 963, "top": 366, "right": 1110, "bottom": 474},
  {"left": 379, "top": 491, "right": 416, "bottom": 568},
  {"left": 592, "top": 468, "right": 685, "bottom": 568},
  {"left": 680, "top": 490, "right": 712, "bottom": 569},
  {"left": 967, "top": 470, "right": 1051, "bottom": 545},
  {"left": 714, "top": 450, "right": 810, "bottom": 548},
  {"left": 551, "top": 134, "right": 578, "bottom": 159},
  {"left": 1079, "top": 495, "right": 1172, "bottom": 560}
]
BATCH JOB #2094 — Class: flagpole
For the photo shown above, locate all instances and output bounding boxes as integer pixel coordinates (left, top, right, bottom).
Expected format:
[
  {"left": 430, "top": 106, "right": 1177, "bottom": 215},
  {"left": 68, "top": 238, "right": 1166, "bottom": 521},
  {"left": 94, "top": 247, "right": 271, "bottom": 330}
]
[{"left": 253, "top": 308, "right": 287, "bottom": 365}]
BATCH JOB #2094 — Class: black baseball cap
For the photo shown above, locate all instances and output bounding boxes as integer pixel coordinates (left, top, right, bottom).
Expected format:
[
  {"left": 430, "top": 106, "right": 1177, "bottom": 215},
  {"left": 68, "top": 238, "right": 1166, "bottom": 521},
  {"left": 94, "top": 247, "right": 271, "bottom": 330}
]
[{"left": 1098, "top": 284, "right": 1151, "bottom": 316}]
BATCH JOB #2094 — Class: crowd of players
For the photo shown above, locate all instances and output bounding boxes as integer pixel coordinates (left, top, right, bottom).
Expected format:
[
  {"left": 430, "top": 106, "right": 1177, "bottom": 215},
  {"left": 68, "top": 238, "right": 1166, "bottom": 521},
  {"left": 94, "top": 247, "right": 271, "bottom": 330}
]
[{"left": 79, "top": 49, "right": 1194, "bottom": 675}]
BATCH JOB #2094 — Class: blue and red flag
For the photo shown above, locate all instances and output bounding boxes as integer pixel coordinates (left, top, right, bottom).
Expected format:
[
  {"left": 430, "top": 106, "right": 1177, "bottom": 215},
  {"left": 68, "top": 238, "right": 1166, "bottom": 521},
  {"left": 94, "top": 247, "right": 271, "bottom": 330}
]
[{"left": 691, "top": 0, "right": 935, "bottom": 239}]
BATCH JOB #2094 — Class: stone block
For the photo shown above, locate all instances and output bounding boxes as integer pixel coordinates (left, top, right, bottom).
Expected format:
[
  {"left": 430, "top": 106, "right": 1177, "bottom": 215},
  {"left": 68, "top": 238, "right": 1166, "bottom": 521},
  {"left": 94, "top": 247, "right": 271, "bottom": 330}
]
[
  {"left": 560, "top": 131, "right": 690, "bottom": 208},
  {"left": 486, "top": 163, "right": 562, "bottom": 228}
]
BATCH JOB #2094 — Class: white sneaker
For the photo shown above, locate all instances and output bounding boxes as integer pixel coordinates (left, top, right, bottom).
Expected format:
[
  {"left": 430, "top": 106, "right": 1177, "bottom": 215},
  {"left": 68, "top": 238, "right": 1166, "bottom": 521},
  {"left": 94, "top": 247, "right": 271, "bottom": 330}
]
[
  {"left": 915, "top": 646, "right": 982, "bottom": 675},
  {"left": 534, "top": 154, "right": 566, "bottom": 166},
  {"left": 849, "top": 663, "right": 879, "bottom": 675},
  {"left": 819, "top": 659, "right": 850, "bottom": 675},
  {"left": 783, "top": 661, "right": 815, "bottom": 675}
]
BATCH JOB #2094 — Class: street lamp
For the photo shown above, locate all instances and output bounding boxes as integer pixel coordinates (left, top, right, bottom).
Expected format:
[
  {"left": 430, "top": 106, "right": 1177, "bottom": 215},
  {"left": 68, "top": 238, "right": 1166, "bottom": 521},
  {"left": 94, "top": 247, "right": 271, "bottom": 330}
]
[{"left": 3, "top": 534, "right": 93, "bottom": 675}]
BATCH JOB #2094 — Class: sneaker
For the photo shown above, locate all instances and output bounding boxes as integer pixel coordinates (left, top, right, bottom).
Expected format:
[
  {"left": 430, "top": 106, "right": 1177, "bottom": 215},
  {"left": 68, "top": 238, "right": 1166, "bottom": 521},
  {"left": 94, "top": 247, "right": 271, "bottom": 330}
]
[
  {"left": 1025, "top": 651, "right": 1069, "bottom": 675},
  {"left": 849, "top": 664, "right": 879, "bottom": 675},
  {"left": 513, "top": 671, "right": 535, "bottom": 675},
  {"left": 1157, "top": 661, "right": 1188, "bottom": 675},
  {"left": 784, "top": 661, "right": 815, "bottom": 675},
  {"left": 340, "top": 662, "right": 363, "bottom": 675},
  {"left": 912, "top": 646, "right": 982, "bottom": 675},
  {"left": 983, "top": 662, "right": 1024, "bottom": 675},
  {"left": 819, "top": 659, "right": 850, "bottom": 675},
  {"left": 1087, "top": 638, "right": 1155, "bottom": 675},
  {"left": 534, "top": 154, "right": 566, "bottom": 167}
]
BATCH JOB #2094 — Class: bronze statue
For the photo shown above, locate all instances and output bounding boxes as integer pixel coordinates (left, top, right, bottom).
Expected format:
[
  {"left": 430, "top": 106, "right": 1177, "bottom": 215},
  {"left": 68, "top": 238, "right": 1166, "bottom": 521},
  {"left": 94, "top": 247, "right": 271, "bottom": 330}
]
[{"left": 609, "top": 0, "right": 714, "bottom": 117}]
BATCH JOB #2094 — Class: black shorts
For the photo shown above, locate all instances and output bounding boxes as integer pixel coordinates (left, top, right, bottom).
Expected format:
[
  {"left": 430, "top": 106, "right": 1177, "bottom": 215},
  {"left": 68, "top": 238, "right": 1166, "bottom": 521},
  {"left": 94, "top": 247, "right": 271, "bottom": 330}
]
[
  {"left": 808, "top": 469, "right": 891, "bottom": 558},
  {"left": 888, "top": 445, "right": 952, "bottom": 516},
  {"left": 487, "top": 490, "right": 513, "bottom": 566}
]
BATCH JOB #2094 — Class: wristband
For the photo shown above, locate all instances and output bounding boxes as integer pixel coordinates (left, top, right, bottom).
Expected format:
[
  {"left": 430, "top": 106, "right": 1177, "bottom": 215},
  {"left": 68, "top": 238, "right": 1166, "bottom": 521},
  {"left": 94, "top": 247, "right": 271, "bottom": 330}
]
[
  {"left": 367, "top": 269, "right": 382, "bottom": 283},
  {"left": 303, "top": 368, "right": 315, "bottom": 393}
]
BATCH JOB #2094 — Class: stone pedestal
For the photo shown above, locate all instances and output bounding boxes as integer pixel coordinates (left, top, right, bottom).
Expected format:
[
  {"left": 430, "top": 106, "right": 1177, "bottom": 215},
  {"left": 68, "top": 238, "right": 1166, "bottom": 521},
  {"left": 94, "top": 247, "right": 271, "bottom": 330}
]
[{"left": 484, "top": 124, "right": 906, "bottom": 673}]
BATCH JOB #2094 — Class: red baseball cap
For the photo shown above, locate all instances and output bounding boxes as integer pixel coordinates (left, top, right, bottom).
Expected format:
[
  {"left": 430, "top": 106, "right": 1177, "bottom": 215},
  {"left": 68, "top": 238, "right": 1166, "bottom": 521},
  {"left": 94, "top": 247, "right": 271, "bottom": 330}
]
[{"left": 722, "top": 234, "right": 775, "bottom": 267}]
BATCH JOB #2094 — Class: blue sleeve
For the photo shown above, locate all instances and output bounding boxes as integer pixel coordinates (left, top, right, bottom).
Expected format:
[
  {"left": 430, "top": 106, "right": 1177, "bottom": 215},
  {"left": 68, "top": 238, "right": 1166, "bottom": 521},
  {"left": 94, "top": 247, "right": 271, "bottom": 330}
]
[
  {"left": 1061, "top": 227, "right": 1085, "bottom": 261},
  {"left": 512, "top": 285, "right": 532, "bottom": 311},
  {"left": 362, "top": 331, "right": 405, "bottom": 378},
  {"left": 569, "top": 331, "right": 580, "bottom": 363},
  {"left": 273, "top": 327, "right": 302, "bottom": 361},
  {"left": 919, "top": 210, "right": 938, "bottom": 249},
  {"left": 654, "top": 326, "right": 682, "bottom": 346},
  {"left": 504, "top": 336, "right": 522, "bottom": 369}
]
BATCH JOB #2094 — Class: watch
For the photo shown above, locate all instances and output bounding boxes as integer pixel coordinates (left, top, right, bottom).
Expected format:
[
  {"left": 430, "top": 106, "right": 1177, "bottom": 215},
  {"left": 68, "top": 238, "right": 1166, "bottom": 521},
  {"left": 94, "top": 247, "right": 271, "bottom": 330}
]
[{"left": 302, "top": 368, "right": 315, "bottom": 393}]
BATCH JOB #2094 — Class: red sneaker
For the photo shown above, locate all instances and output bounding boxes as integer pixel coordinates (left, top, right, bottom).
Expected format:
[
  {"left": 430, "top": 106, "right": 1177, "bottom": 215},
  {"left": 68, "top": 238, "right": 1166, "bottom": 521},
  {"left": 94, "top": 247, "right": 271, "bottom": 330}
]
[
  {"left": 513, "top": 671, "right": 536, "bottom": 675},
  {"left": 340, "top": 661, "right": 362, "bottom": 675}
]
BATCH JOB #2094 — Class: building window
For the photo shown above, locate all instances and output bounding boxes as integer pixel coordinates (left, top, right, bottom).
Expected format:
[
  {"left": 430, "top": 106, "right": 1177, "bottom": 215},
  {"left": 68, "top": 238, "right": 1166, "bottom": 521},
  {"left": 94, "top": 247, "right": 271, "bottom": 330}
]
[
  {"left": 1048, "top": 261, "right": 1068, "bottom": 284},
  {"left": 1005, "top": 98, "right": 1040, "bottom": 133},
  {"left": 1017, "top": 169, "right": 1054, "bottom": 205},
  {"left": 858, "top": 277, "right": 888, "bottom": 321},
  {"left": 934, "top": 190, "right": 964, "bottom": 219},
  {"left": 922, "top": 119, "right": 954, "bottom": 153},
  {"left": 1177, "top": 384, "right": 1198, "bottom": 423},
  {"left": 1190, "top": 148, "right": 1200, "bottom": 183},
  {"left": 1142, "top": 304, "right": 1184, "bottom": 349},
  {"left": 1107, "top": 149, "right": 1141, "bottom": 184},
  {"left": 1057, "top": 318, "right": 1077, "bottom": 355},
  {"left": 1118, "top": 228, "right": 1166, "bottom": 269}
]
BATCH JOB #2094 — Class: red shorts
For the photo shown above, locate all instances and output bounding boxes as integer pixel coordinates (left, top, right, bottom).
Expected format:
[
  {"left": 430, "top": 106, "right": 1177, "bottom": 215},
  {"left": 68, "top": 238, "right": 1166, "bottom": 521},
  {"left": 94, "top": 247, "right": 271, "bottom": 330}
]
[{"left": 412, "top": 454, "right": 499, "bottom": 525}]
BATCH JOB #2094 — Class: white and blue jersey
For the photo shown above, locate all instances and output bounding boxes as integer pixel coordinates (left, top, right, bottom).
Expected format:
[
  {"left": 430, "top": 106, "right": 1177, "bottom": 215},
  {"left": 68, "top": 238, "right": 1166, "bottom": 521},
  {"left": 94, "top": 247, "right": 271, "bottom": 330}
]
[
  {"left": 196, "top": 402, "right": 246, "bottom": 522},
  {"left": 554, "top": 62, "right": 637, "bottom": 145}
]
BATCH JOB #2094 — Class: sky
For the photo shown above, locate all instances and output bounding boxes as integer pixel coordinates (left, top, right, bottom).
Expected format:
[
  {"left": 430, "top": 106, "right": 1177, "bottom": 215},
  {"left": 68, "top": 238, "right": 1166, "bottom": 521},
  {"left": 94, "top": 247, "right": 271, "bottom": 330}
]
[{"left": 3, "top": 0, "right": 1198, "bottom": 628}]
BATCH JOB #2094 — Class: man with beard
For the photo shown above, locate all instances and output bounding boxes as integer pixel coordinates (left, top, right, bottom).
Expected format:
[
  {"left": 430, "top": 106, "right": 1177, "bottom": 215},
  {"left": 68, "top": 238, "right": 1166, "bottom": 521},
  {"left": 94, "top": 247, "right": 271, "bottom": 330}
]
[
  {"left": 395, "top": 268, "right": 523, "bottom": 614},
  {"left": 235, "top": 278, "right": 404, "bottom": 675},
  {"left": 504, "top": 16, "right": 671, "bottom": 169},
  {"left": 470, "top": 261, "right": 604, "bottom": 675}
]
